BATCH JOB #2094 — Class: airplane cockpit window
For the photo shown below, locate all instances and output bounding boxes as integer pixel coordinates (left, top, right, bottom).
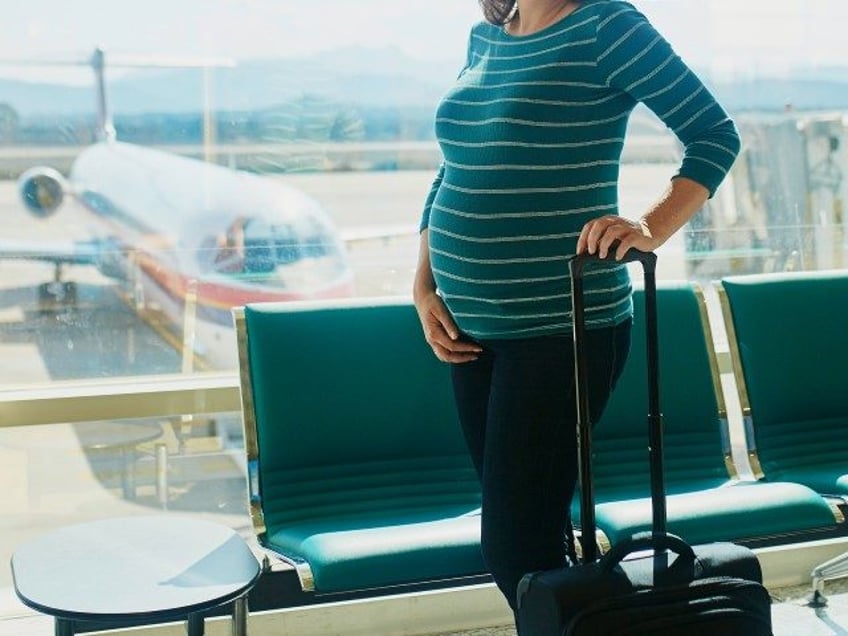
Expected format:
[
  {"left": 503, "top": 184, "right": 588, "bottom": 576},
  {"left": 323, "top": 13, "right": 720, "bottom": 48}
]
[
  {"left": 243, "top": 217, "right": 334, "bottom": 268},
  {"left": 243, "top": 218, "right": 294, "bottom": 273},
  {"left": 198, "top": 214, "right": 344, "bottom": 289}
]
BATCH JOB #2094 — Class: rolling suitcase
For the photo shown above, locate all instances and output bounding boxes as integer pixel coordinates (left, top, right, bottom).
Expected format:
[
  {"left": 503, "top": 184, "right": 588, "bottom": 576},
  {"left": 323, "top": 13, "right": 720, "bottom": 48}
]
[{"left": 515, "top": 248, "right": 773, "bottom": 636}]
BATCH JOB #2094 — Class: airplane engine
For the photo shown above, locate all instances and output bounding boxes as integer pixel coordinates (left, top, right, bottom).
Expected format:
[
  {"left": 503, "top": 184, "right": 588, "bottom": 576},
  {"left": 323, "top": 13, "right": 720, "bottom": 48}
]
[{"left": 17, "top": 167, "right": 68, "bottom": 218}]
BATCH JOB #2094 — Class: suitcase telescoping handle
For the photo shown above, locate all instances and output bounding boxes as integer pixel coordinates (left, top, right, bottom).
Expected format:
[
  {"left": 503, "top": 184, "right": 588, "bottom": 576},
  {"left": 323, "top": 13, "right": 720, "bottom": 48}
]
[{"left": 569, "top": 248, "right": 664, "bottom": 564}]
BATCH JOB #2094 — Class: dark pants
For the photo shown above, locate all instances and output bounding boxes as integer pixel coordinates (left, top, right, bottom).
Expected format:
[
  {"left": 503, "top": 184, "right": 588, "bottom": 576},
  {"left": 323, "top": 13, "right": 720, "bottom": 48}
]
[{"left": 450, "top": 320, "right": 631, "bottom": 611}]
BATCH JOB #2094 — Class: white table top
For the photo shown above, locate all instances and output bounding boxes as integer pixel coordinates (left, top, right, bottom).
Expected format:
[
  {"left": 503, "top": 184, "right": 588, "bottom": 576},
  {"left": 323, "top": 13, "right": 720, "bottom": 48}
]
[{"left": 11, "top": 515, "right": 261, "bottom": 621}]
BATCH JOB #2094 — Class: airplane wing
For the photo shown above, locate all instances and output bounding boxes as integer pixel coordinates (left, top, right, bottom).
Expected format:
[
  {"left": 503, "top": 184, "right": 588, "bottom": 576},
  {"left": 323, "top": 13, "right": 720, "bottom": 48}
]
[{"left": 0, "top": 238, "right": 101, "bottom": 267}]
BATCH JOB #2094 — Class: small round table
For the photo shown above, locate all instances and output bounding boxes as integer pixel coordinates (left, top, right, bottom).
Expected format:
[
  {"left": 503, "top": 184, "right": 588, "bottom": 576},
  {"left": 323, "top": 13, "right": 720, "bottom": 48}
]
[
  {"left": 10, "top": 515, "right": 261, "bottom": 636},
  {"left": 75, "top": 421, "right": 164, "bottom": 499}
]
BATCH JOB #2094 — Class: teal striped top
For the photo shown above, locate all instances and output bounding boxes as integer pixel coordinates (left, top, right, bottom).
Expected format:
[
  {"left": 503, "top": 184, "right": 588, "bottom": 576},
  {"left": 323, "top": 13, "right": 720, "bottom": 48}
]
[{"left": 420, "top": 0, "right": 740, "bottom": 340}]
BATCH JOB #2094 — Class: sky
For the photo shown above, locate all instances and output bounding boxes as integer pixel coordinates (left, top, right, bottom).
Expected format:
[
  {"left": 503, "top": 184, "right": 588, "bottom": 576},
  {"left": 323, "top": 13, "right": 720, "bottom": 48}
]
[
  {"left": 0, "top": 1, "right": 481, "bottom": 83},
  {"left": 1, "top": 0, "right": 846, "bottom": 83}
]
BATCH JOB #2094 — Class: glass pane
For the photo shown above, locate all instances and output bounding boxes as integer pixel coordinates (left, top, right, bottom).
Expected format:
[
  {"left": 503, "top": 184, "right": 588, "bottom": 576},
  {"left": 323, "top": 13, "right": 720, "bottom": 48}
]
[
  {"left": 0, "top": 413, "right": 248, "bottom": 589},
  {"left": 0, "top": 3, "right": 481, "bottom": 383},
  {"left": 2, "top": 3, "right": 845, "bottom": 383}
]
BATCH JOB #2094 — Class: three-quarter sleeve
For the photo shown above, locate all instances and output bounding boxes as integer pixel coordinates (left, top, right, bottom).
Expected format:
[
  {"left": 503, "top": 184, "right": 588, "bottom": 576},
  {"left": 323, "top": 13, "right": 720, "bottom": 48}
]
[{"left": 595, "top": 2, "right": 741, "bottom": 197}]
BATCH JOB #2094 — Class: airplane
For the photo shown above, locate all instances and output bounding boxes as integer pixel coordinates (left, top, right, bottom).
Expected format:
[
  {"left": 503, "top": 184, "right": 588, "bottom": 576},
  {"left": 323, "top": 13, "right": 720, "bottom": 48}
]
[{"left": 2, "top": 47, "right": 356, "bottom": 370}]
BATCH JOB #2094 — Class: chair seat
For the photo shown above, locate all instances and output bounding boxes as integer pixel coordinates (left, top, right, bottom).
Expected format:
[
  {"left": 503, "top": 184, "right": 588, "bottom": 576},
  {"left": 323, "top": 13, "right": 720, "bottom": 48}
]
[
  {"left": 594, "top": 481, "right": 840, "bottom": 546},
  {"left": 266, "top": 508, "right": 485, "bottom": 593},
  {"left": 763, "top": 469, "right": 848, "bottom": 498}
]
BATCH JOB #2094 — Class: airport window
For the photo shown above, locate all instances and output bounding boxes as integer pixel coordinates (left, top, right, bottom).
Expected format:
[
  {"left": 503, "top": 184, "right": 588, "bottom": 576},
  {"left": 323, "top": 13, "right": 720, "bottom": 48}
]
[
  {"left": 3, "top": 2, "right": 843, "bottom": 386},
  {"left": 0, "top": 2, "right": 846, "bottom": 629}
]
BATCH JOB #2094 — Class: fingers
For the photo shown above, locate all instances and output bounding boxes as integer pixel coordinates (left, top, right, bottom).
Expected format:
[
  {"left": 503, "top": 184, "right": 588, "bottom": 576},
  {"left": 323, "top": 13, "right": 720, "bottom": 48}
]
[
  {"left": 415, "top": 291, "right": 482, "bottom": 363},
  {"left": 433, "top": 302, "right": 460, "bottom": 341},
  {"left": 577, "top": 216, "right": 652, "bottom": 260},
  {"left": 577, "top": 216, "right": 622, "bottom": 258},
  {"left": 427, "top": 312, "right": 482, "bottom": 363},
  {"left": 431, "top": 340, "right": 482, "bottom": 364}
]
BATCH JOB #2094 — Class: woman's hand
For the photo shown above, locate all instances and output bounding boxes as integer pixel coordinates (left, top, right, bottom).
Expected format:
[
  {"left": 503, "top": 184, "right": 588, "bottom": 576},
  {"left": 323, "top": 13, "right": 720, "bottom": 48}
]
[
  {"left": 413, "top": 290, "right": 482, "bottom": 363},
  {"left": 577, "top": 178, "right": 711, "bottom": 260},
  {"left": 576, "top": 215, "right": 658, "bottom": 261},
  {"left": 414, "top": 228, "right": 481, "bottom": 363}
]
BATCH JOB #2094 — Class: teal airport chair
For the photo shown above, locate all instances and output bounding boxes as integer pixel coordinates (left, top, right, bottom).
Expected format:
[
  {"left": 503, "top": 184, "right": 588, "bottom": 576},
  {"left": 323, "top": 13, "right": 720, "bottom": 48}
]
[
  {"left": 576, "top": 280, "right": 845, "bottom": 550},
  {"left": 233, "top": 298, "right": 487, "bottom": 598},
  {"left": 718, "top": 269, "right": 848, "bottom": 603}
]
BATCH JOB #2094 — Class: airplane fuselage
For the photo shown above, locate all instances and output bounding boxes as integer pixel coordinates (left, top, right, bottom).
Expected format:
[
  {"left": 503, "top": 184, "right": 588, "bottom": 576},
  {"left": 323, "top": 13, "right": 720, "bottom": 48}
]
[{"left": 63, "top": 141, "right": 354, "bottom": 368}]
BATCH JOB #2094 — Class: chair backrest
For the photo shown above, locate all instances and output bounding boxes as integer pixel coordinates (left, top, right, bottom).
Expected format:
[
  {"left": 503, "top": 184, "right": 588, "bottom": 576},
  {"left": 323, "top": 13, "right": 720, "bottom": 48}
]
[
  {"left": 719, "top": 270, "right": 848, "bottom": 485},
  {"left": 588, "top": 281, "right": 732, "bottom": 504},
  {"left": 234, "top": 297, "right": 480, "bottom": 543}
]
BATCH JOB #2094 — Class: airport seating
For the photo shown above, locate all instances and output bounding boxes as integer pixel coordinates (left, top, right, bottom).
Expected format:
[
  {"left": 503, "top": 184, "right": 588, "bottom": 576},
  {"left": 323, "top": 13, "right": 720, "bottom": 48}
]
[
  {"left": 233, "top": 298, "right": 487, "bottom": 597},
  {"left": 233, "top": 286, "right": 846, "bottom": 605},
  {"left": 718, "top": 269, "right": 848, "bottom": 603},
  {"left": 575, "top": 280, "right": 845, "bottom": 548},
  {"left": 718, "top": 270, "right": 848, "bottom": 498}
]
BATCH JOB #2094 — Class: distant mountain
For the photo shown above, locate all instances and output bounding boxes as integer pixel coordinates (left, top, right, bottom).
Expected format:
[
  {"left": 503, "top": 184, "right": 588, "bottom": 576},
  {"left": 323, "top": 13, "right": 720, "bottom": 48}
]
[
  {"left": 1, "top": 46, "right": 847, "bottom": 119},
  {"left": 1, "top": 45, "right": 456, "bottom": 119}
]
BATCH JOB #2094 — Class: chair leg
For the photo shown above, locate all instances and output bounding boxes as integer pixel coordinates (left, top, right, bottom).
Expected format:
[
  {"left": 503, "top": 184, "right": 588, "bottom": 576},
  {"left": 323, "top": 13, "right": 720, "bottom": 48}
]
[
  {"left": 807, "top": 549, "right": 848, "bottom": 607},
  {"left": 120, "top": 447, "right": 136, "bottom": 500},
  {"left": 186, "top": 613, "right": 205, "bottom": 635},
  {"left": 232, "top": 596, "right": 249, "bottom": 636},
  {"left": 155, "top": 442, "right": 169, "bottom": 509}
]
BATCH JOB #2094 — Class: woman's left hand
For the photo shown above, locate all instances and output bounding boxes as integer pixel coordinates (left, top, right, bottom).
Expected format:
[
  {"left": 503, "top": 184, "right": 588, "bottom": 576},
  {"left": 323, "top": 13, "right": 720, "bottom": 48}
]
[{"left": 576, "top": 215, "right": 659, "bottom": 261}]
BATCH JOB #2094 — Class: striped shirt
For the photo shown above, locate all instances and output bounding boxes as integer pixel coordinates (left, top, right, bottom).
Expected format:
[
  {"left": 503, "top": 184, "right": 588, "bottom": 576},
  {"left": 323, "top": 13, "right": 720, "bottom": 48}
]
[{"left": 419, "top": 0, "right": 740, "bottom": 339}]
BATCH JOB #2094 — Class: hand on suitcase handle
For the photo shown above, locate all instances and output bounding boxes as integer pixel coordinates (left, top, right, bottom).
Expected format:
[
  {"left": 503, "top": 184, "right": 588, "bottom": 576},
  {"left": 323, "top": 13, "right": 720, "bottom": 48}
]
[
  {"left": 600, "top": 531, "right": 696, "bottom": 571},
  {"left": 570, "top": 242, "right": 656, "bottom": 278}
]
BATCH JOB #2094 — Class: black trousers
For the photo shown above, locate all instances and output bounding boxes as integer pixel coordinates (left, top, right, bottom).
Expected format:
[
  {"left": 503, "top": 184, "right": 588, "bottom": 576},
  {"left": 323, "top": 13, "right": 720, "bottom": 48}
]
[{"left": 450, "top": 320, "right": 631, "bottom": 610}]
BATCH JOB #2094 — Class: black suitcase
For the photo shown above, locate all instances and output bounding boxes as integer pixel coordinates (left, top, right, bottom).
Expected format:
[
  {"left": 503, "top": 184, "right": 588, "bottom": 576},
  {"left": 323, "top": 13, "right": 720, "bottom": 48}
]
[{"left": 515, "top": 248, "right": 773, "bottom": 636}]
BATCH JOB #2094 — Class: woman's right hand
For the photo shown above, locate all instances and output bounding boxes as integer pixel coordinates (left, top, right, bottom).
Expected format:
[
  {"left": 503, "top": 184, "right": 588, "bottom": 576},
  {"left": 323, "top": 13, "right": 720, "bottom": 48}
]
[
  {"left": 413, "top": 290, "right": 481, "bottom": 363},
  {"left": 413, "top": 229, "right": 481, "bottom": 363}
]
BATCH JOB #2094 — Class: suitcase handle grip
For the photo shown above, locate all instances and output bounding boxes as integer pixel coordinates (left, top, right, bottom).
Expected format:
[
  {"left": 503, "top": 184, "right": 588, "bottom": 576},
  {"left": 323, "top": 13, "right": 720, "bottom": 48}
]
[
  {"left": 600, "top": 531, "right": 695, "bottom": 572},
  {"left": 570, "top": 245, "right": 656, "bottom": 278}
]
